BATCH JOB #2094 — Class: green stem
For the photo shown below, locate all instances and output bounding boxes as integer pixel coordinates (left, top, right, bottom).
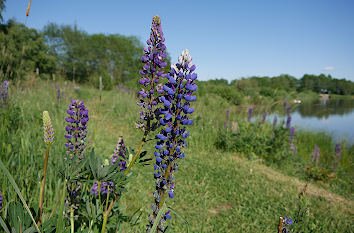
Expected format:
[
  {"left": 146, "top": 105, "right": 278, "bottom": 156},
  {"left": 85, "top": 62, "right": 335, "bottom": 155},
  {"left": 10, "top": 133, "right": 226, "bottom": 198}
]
[
  {"left": 39, "top": 144, "right": 50, "bottom": 225},
  {"left": 101, "top": 197, "right": 116, "bottom": 233},
  {"left": 70, "top": 207, "right": 74, "bottom": 233},
  {"left": 125, "top": 132, "right": 148, "bottom": 174}
]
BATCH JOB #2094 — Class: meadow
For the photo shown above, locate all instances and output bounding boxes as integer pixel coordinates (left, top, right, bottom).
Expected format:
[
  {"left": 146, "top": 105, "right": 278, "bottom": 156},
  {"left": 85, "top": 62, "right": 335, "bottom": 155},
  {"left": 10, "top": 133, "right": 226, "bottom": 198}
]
[{"left": 0, "top": 76, "right": 353, "bottom": 232}]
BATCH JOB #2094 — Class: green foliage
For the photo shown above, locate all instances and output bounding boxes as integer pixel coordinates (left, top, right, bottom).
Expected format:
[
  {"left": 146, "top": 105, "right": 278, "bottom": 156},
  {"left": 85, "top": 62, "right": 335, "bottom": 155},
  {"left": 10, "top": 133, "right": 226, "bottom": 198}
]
[{"left": 0, "top": 19, "right": 56, "bottom": 80}]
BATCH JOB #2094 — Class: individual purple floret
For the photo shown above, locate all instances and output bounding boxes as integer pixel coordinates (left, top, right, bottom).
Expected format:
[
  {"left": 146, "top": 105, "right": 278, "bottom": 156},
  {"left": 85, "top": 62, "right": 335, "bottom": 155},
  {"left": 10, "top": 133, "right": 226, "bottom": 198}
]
[
  {"left": 111, "top": 136, "right": 127, "bottom": 171},
  {"left": 147, "top": 49, "right": 197, "bottom": 232},
  {"left": 247, "top": 108, "right": 253, "bottom": 122},
  {"left": 0, "top": 190, "right": 3, "bottom": 210},
  {"left": 0, "top": 80, "right": 9, "bottom": 106},
  {"left": 333, "top": 142, "right": 342, "bottom": 171},
  {"left": 286, "top": 115, "right": 292, "bottom": 129},
  {"left": 261, "top": 109, "right": 267, "bottom": 124},
  {"left": 137, "top": 15, "right": 168, "bottom": 132},
  {"left": 65, "top": 99, "right": 89, "bottom": 161}
]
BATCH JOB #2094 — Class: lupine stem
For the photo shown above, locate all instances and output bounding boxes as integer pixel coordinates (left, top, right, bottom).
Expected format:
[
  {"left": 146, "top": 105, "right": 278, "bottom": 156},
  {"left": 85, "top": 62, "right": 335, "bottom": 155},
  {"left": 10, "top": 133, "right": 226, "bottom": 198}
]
[
  {"left": 101, "top": 195, "right": 118, "bottom": 233},
  {"left": 125, "top": 129, "right": 148, "bottom": 174},
  {"left": 70, "top": 207, "right": 74, "bottom": 233},
  {"left": 278, "top": 217, "right": 283, "bottom": 233},
  {"left": 38, "top": 144, "right": 50, "bottom": 225}
]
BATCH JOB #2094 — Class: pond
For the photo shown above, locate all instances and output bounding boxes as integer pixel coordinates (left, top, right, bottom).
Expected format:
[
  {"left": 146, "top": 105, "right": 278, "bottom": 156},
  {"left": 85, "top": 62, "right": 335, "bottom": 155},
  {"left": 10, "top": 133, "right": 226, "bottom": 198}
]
[{"left": 269, "top": 98, "right": 354, "bottom": 145}]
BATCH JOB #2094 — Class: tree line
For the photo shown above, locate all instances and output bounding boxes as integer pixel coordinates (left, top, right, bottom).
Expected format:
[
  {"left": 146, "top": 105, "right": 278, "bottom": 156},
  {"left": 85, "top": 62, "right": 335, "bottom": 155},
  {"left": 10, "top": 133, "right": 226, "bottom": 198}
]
[{"left": 1, "top": 17, "right": 167, "bottom": 89}]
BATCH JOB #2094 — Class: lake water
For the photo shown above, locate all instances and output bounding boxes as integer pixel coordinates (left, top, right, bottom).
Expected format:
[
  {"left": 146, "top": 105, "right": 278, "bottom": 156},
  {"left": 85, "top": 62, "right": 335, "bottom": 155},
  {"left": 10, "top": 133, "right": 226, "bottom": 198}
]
[{"left": 269, "top": 98, "right": 354, "bottom": 145}]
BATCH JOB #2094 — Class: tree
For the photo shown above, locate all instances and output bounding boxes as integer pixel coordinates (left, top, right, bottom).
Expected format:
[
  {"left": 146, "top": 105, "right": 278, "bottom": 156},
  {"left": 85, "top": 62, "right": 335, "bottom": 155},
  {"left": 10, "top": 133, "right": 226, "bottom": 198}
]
[{"left": 0, "top": 0, "right": 6, "bottom": 22}]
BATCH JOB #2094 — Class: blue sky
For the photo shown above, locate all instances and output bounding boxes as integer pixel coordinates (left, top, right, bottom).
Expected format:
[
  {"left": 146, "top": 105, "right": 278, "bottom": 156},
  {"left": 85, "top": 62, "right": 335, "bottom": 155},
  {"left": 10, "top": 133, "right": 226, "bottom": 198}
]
[{"left": 3, "top": 0, "right": 354, "bottom": 81}]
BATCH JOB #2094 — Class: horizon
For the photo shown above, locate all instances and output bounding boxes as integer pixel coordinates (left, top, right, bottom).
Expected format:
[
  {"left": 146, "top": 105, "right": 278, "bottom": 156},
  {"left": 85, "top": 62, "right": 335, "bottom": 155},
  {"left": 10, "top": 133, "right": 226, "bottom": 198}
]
[{"left": 3, "top": 0, "right": 354, "bottom": 81}]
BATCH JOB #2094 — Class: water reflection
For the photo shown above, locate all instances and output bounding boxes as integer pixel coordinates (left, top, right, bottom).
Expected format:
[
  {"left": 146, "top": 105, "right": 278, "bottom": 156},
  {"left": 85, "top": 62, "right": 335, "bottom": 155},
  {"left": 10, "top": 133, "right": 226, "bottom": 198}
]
[
  {"left": 268, "top": 98, "right": 354, "bottom": 144},
  {"left": 297, "top": 99, "right": 354, "bottom": 119}
]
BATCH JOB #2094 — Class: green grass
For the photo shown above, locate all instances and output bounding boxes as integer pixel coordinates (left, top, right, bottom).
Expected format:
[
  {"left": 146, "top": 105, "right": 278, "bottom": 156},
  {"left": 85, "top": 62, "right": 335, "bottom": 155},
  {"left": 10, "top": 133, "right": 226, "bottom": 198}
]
[{"left": 0, "top": 78, "right": 353, "bottom": 232}]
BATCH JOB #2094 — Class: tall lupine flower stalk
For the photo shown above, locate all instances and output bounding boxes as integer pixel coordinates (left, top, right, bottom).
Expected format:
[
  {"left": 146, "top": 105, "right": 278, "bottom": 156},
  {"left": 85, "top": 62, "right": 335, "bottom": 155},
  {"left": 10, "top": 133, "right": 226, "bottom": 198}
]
[
  {"left": 0, "top": 190, "right": 3, "bottom": 210},
  {"left": 286, "top": 115, "right": 292, "bottom": 129},
  {"left": 147, "top": 49, "right": 197, "bottom": 233},
  {"left": 247, "top": 108, "right": 253, "bottom": 122},
  {"left": 127, "top": 15, "right": 168, "bottom": 174},
  {"left": 65, "top": 99, "right": 89, "bottom": 163},
  {"left": 311, "top": 145, "right": 320, "bottom": 165},
  {"left": 64, "top": 99, "right": 89, "bottom": 232},
  {"left": 333, "top": 143, "right": 342, "bottom": 171},
  {"left": 100, "top": 136, "right": 128, "bottom": 233},
  {"left": 289, "top": 127, "right": 295, "bottom": 144},
  {"left": 261, "top": 109, "right": 267, "bottom": 124},
  {"left": 0, "top": 80, "right": 9, "bottom": 106},
  {"left": 39, "top": 111, "right": 54, "bottom": 224},
  {"left": 273, "top": 115, "right": 278, "bottom": 128}
]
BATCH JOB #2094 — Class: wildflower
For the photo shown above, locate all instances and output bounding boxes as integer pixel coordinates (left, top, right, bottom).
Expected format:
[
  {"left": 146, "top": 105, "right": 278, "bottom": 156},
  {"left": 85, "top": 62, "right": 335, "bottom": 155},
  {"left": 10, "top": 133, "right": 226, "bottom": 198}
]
[
  {"left": 57, "top": 88, "right": 61, "bottom": 101},
  {"left": 147, "top": 49, "right": 197, "bottom": 231},
  {"left": 333, "top": 142, "right": 341, "bottom": 171},
  {"left": 0, "top": 80, "right": 9, "bottom": 106},
  {"left": 247, "top": 108, "right": 253, "bottom": 122},
  {"left": 111, "top": 136, "right": 127, "bottom": 171},
  {"left": 65, "top": 99, "right": 89, "bottom": 161},
  {"left": 273, "top": 115, "right": 278, "bottom": 128},
  {"left": 43, "top": 111, "right": 54, "bottom": 145},
  {"left": 311, "top": 145, "right": 320, "bottom": 165},
  {"left": 286, "top": 115, "right": 292, "bottom": 129},
  {"left": 137, "top": 15, "right": 168, "bottom": 132},
  {"left": 281, "top": 216, "right": 293, "bottom": 233},
  {"left": 286, "top": 106, "right": 292, "bottom": 115},
  {"left": 91, "top": 137, "right": 127, "bottom": 197},
  {"left": 0, "top": 190, "right": 3, "bottom": 210},
  {"left": 283, "top": 98, "right": 287, "bottom": 109},
  {"left": 293, "top": 146, "right": 297, "bottom": 155},
  {"left": 90, "top": 181, "right": 115, "bottom": 196},
  {"left": 261, "top": 109, "right": 267, "bottom": 124}
]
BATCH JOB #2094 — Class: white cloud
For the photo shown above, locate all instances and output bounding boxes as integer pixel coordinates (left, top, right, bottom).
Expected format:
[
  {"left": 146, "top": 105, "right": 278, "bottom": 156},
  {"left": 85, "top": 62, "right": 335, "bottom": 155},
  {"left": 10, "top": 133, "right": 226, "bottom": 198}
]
[{"left": 323, "top": 66, "right": 334, "bottom": 71}]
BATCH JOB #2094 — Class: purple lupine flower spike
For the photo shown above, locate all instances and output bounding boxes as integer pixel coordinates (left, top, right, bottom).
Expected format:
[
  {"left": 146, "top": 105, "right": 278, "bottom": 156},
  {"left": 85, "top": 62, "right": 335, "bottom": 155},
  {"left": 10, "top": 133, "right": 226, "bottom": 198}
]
[
  {"left": 0, "top": 80, "right": 9, "bottom": 106},
  {"left": 137, "top": 15, "right": 168, "bottom": 132},
  {"left": 65, "top": 99, "right": 89, "bottom": 161},
  {"left": 286, "top": 115, "right": 292, "bottom": 129},
  {"left": 283, "top": 98, "right": 287, "bottom": 109},
  {"left": 0, "top": 190, "right": 3, "bottom": 210},
  {"left": 311, "top": 145, "right": 320, "bottom": 165},
  {"left": 262, "top": 109, "right": 267, "bottom": 124},
  {"left": 333, "top": 143, "right": 342, "bottom": 171},
  {"left": 273, "top": 115, "right": 278, "bottom": 128},
  {"left": 148, "top": 49, "right": 198, "bottom": 232},
  {"left": 111, "top": 136, "right": 127, "bottom": 171},
  {"left": 247, "top": 108, "right": 253, "bottom": 122}
]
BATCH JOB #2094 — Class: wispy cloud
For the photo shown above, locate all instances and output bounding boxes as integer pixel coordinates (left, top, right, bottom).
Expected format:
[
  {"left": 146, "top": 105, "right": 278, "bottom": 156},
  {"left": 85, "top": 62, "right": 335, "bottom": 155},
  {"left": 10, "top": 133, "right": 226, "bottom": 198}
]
[{"left": 323, "top": 66, "right": 334, "bottom": 71}]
